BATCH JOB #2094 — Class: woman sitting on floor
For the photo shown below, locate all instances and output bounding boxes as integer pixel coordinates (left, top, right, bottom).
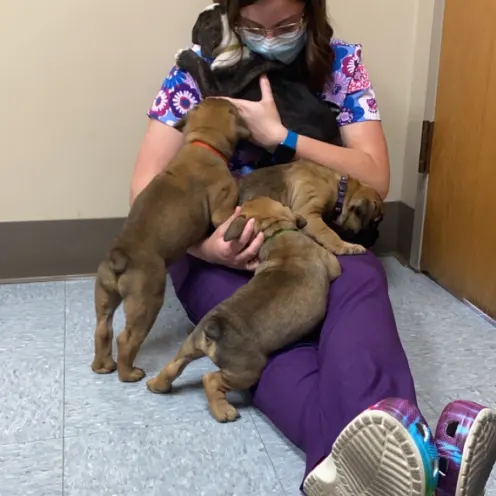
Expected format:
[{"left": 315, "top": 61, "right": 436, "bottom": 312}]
[{"left": 132, "top": 0, "right": 496, "bottom": 494}]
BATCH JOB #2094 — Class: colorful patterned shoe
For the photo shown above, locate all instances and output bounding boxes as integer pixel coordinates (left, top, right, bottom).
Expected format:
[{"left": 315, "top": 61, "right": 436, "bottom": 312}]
[
  {"left": 303, "top": 398, "right": 439, "bottom": 496},
  {"left": 435, "top": 400, "right": 496, "bottom": 496}
]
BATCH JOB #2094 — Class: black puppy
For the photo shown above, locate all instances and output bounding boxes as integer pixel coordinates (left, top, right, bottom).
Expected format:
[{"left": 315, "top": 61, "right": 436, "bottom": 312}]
[
  {"left": 178, "top": 3, "right": 284, "bottom": 96},
  {"left": 176, "top": 2, "right": 343, "bottom": 164}
]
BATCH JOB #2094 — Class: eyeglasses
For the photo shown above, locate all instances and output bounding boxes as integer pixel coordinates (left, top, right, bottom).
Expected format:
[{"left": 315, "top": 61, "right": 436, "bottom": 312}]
[{"left": 235, "top": 18, "right": 306, "bottom": 40}]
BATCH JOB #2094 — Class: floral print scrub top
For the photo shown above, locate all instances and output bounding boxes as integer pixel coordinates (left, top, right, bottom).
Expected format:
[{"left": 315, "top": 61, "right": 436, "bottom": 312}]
[{"left": 147, "top": 39, "right": 381, "bottom": 177}]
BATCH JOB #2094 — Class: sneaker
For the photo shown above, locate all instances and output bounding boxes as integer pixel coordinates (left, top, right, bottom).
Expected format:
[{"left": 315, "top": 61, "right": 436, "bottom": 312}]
[
  {"left": 303, "top": 398, "right": 439, "bottom": 496},
  {"left": 435, "top": 400, "right": 496, "bottom": 496}
]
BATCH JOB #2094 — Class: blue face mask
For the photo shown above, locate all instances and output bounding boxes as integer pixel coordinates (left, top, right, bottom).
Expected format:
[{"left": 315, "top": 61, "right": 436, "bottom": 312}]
[{"left": 240, "top": 27, "right": 307, "bottom": 65}]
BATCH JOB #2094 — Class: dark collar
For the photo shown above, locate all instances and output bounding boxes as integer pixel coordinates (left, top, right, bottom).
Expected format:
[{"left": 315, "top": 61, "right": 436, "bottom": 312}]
[
  {"left": 191, "top": 140, "right": 228, "bottom": 163},
  {"left": 331, "top": 175, "right": 349, "bottom": 221},
  {"left": 263, "top": 228, "right": 299, "bottom": 245}
]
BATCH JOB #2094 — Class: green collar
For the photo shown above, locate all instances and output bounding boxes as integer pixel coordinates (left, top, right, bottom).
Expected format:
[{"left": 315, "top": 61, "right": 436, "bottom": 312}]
[{"left": 263, "top": 228, "right": 299, "bottom": 244}]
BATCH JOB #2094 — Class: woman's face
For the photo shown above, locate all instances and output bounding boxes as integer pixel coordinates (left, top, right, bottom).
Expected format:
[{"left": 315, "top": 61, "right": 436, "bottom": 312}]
[{"left": 238, "top": 0, "right": 305, "bottom": 33}]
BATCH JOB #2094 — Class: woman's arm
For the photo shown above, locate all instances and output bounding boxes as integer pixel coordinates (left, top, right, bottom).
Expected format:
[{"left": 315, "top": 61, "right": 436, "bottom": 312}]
[
  {"left": 291, "top": 121, "right": 390, "bottom": 199},
  {"left": 268, "top": 119, "right": 389, "bottom": 198},
  {"left": 130, "top": 119, "right": 183, "bottom": 204},
  {"left": 225, "top": 75, "right": 391, "bottom": 199}
]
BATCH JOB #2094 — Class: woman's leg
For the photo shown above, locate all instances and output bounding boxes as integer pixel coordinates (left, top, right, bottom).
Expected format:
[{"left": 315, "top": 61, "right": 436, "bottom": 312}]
[
  {"left": 171, "top": 253, "right": 418, "bottom": 469},
  {"left": 169, "top": 255, "right": 252, "bottom": 325},
  {"left": 170, "top": 253, "right": 437, "bottom": 494},
  {"left": 251, "top": 252, "right": 418, "bottom": 474},
  {"left": 170, "top": 254, "right": 495, "bottom": 495},
  {"left": 435, "top": 400, "right": 496, "bottom": 496}
]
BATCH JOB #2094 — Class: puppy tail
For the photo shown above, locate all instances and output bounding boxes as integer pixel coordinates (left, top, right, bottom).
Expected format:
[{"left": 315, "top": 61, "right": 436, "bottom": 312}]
[
  {"left": 202, "top": 316, "right": 223, "bottom": 342},
  {"left": 108, "top": 248, "right": 128, "bottom": 275}
]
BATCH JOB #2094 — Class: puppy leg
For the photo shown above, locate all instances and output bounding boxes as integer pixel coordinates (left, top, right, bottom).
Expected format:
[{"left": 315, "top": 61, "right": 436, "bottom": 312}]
[
  {"left": 324, "top": 251, "right": 343, "bottom": 282},
  {"left": 202, "top": 371, "right": 240, "bottom": 423},
  {"left": 301, "top": 214, "right": 367, "bottom": 255},
  {"left": 91, "top": 263, "right": 121, "bottom": 374},
  {"left": 175, "top": 49, "right": 219, "bottom": 96},
  {"left": 147, "top": 331, "right": 205, "bottom": 394},
  {"left": 116, "top": 261, "right": 166, "bottom": 382}
]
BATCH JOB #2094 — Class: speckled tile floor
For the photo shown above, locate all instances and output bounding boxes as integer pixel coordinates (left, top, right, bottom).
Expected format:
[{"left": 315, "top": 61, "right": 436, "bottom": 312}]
[{"left": 0, "top": 256, "right": 495, "bottom": 496}]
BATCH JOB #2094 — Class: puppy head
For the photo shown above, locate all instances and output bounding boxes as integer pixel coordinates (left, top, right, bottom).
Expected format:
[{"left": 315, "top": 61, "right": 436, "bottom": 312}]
[
  {"left": 337, "top": 186, "right": 384, "bottom": 233},
  {"left": 192, "top": 3, "right": 249, "bottom": 70},
  {"left": 192, "top": 3, "right": 223, "bottom": 58},
  {"left": 174, "top": 98, "right": 250, "bottom": 149},
  {"left": 224, "top": 197, "right": 307, "bottom": 242}
]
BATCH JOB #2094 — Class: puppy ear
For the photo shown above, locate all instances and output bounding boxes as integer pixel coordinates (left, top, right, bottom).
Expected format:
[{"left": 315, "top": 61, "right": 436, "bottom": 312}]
[
  {"left": 236, "top": 120, "right": 251, "bottom": 140},
  {"left": 226, "top": 102, "right": 251, "bottom": 140},
  {"left": 194, "top": 7, "right": 222, "bottom": 58},
  {"left": 295, "top": 214, "right": 307, "bottom": 229},
  {"left": 353, "top": 198, "right": 375, "bottom": 226},
  {"left": 223, "top": 215, "right": 248, "bottom": 241},
  {"left": 192, "top": 16, "right": 201, "bottom": 45}
]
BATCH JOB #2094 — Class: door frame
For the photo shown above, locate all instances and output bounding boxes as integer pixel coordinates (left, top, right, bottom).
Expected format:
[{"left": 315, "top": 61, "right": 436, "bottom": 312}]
[{"left": 407, "top": 0, "right": 446, "bottom": 270}]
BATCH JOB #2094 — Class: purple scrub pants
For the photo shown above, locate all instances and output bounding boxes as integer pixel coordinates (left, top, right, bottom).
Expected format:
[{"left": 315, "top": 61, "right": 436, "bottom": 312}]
[{"left": 169, "top": 251, "right": 417, "bottom": 478}]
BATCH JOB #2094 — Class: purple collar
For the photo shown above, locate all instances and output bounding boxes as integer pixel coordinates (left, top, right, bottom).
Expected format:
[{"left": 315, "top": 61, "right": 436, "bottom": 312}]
[{"left": 331, "top": 175, "right": 348, "bottom": 221}]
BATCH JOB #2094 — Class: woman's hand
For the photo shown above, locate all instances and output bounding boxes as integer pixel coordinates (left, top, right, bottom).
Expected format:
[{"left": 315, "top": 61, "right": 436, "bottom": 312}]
[
  {"left": 224, "top": 75, "right": 287, "bottom": 149},
  {"left": 189, "top": 208, "right": 264, "bottom": 271}
]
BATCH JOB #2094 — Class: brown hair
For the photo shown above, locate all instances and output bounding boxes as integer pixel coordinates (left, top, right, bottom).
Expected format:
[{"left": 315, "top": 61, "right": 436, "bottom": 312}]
[{"left": 220, "top": 0, "right": 334, "bottom": 91}]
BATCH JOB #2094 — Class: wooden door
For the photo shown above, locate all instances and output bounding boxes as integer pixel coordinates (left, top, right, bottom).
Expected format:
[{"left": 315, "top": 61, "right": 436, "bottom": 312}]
[{"left": 422, "top": 0, "right": 496, "bottom": 318}]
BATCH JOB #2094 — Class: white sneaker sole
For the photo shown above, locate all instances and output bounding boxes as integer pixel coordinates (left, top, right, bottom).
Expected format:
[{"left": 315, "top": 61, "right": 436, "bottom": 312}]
[
  {"left": 455, "top": 408, "right": 496, "bottom": 496},
  {"left": 303, "top": 410, "right": 427, "bottom": 496}
]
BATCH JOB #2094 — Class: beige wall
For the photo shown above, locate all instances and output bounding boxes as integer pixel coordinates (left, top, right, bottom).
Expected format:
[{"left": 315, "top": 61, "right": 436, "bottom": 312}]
[
  {"left": 0, "top": 0, "right": 209, "bottom": 222},
  {"left": 330, "top": 0, "right": 439, "bottom": 207},
  {"left": 0, "top": 0, "right": 438, "bottom": 222}
]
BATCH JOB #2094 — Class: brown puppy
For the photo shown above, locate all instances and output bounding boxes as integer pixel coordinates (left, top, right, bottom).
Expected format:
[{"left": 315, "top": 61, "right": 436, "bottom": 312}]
[
  {"left": 91, "top": 98, "right": 250, "bottom": 382},
  {"left": 238, "top": 159, "right": 384, "bottom": 255},
  {"left": 146, "top": 197, "right": 341, "bottom": 422}
]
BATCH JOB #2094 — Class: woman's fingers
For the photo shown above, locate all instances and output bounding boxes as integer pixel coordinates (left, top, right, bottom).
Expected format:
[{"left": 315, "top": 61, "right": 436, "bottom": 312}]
[
  {"left": 259, "top": 74, "right": 274, "bottom": 102},
  {"left": 234, "top": 232, "right": 264, "bottom": 264},
  {"left": 244, "top": 258, "right": 260, "bottom": 272},
  {"left": 217, "top": 206, "right": 242, "bottom": 236},
  {"left": 217, "top": 96, "right": 235, "bottom": 103},
  {"left": 217, "top": 96, "right": 248, "bottom": 111},
  {"left": 229, "top": 218, "right": 255, "bottom": 253}
]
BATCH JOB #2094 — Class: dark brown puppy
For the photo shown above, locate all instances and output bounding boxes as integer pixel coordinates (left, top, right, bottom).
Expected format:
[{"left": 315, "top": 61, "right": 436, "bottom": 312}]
[
  {"left": 146, "top": 197, "right": 341, "bottom": 422},
  {"left": 91, "top": 98, "right": 249, "bottom": 383},
  {"left": 237, "top": 159, "right": 384, "bottom": 256}
]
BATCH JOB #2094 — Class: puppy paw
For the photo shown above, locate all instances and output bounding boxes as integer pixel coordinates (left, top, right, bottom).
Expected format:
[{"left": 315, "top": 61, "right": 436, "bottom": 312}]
[
  {"left": 118, "top": 367, "right": 146, "bottom": 383},
  {"left": 175, "top": 48, "right": 197, "bottom": 69},
  {"left": 334, "top": 242, "right": 367, "bottom": 256},
  {"left": 175, "top": 48, "right": 188, "bottom": 62},
  {"left": 146, "top": 377, "right": 172, "bottom": 394},
  {"left": 211, "top": 402, "right": 240, "bottom": 423},
  {"left": 91, "top": 358, "right": 117, "bottom": 374}
]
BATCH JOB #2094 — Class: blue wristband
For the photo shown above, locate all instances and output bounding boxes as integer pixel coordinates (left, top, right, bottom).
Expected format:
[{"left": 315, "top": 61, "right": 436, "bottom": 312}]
[
  {"left": 282, "top": 129, "right": 298, "bottom": 149},
  {"left": 271, "top": 130, "right": 298, "bottom": 165}
]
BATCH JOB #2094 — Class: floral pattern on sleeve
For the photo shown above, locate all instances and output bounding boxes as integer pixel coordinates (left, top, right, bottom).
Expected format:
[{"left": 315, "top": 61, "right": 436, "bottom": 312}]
[
  {"left": 323, "top": 40, "right": 381, "bottom": 126},
  {"left": 147, "top": 45, "right": 204, "bottom": 126},
  {"left": 146, "top": 40, "right": 381, "bottom": 175}
]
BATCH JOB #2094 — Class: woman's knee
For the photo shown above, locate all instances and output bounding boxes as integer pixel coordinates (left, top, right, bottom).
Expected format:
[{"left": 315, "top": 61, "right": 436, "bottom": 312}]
[
  {"left": 335, "top": 251, "right": 388, "bottom": 293},
  {"left": 169, "top": 255, "right": 251, "bottom": 323},
  {"left": 322, "top": 251, "right": 397, "bottom": 344}
]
